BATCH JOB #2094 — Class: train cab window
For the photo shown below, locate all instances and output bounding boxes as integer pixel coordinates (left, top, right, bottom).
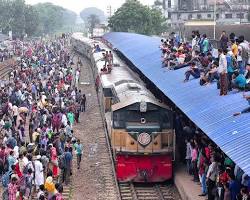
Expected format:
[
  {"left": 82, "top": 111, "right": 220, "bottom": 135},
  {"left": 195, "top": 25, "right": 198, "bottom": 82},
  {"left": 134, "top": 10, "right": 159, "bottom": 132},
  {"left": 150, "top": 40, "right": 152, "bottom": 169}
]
[
  {"left": 103, "top": 88, "right": 113, "bottom": 97},
  {"left": 126, "top": 110, "right": 158, "bottom": 123},
  {"left": 113, "top": 111, "right": 126, "bottom": 128},
  {"left": 161, "top": 111, "right": 172, "bottom": 129}
]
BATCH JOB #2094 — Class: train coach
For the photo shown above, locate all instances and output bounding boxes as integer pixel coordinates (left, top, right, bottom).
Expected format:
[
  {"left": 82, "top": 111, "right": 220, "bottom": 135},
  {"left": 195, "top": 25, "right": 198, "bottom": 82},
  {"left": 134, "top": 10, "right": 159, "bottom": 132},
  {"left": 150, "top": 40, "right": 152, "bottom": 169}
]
[{"left": 71, "top": 33, "right": 176, "bottom": 182}]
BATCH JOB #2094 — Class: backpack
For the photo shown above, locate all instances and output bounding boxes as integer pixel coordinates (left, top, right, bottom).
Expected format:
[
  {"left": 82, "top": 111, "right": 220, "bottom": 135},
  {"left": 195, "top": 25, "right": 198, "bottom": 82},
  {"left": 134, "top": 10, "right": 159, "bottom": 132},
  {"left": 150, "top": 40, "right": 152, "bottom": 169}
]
[
  {"left": 60, "top": 131, "right": 66, "bottom": 142},
  {"left": 208, "top": 41, "right": 213, "bottom": 52},
  {"left": 232, "top": 55, "right": 238, "bottom": 69},
  {"left": 239, "top": 43, "right": 250, "bottom": 61},
  {"left": 58, "top": 154, "right": 66, "bottom": 169},
  {"left": 23, "top": 161, "right": 33, "bottom": 175},
  {"left": 2, "top": 188, "right": 8, "bottom": 200},
  {"left": 23, "top": 163, "right": 29, "bottom": 175},
  {"left": 193, "top": 44, "right": 200, "bottom": 52},
  {"left": 1, "top": 171, "right": 11, "bottom": 188}
]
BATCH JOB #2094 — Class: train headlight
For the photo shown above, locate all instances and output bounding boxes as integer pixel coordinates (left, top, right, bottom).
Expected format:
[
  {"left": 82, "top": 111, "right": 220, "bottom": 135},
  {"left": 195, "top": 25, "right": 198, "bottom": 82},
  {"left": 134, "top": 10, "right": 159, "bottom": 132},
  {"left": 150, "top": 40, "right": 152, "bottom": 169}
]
[
  {"left": 141, "top": 118, "right": 146, "bottom": 124},
  {"left": 138, "top": 132, "right": 151, "bottom": 146}
]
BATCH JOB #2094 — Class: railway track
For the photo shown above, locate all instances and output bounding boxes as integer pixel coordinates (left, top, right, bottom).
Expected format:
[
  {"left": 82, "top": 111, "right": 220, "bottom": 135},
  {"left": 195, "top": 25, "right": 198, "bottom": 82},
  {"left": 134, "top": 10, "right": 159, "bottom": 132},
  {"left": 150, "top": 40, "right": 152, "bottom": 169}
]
[
  {"left": 0, "top": 59, "right": 18, "bottom": 82},
  {"left": 0, "top": 67, "right": 12, "bottom": 80},
  {"left": 119, "top": 182, "right": 177, "bottom": 200},
  {"left": 69, "top": 51, "right": 119, "bottom": 200}
]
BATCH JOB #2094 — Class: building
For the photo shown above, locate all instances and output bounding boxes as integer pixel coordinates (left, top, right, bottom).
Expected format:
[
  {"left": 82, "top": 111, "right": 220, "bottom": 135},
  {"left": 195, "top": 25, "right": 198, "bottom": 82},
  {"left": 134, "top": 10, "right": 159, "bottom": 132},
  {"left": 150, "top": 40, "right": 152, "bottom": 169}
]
[{"left": 155, "top": 0, "right": 250, "bottom": 29}]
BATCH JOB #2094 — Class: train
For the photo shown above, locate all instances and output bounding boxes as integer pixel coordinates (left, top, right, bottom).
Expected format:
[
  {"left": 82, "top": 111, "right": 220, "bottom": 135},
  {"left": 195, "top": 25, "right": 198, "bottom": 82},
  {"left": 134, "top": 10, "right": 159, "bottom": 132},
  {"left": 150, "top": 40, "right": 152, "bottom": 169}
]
[{"left": 71, "top": 33, "right": 175, "bottom": 182}]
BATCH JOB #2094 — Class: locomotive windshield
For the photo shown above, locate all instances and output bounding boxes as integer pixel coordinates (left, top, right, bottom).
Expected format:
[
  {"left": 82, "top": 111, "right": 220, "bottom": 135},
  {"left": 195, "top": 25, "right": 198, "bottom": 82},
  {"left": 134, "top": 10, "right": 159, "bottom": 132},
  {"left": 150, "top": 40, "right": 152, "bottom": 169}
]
[{"left": 112, "top": 104, "right": 172, "bottom": 129}]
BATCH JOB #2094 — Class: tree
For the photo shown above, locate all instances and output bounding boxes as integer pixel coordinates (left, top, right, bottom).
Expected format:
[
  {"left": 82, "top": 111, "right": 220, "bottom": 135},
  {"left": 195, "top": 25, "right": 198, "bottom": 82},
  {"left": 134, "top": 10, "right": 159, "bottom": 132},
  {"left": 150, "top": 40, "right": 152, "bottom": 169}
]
[
  {"left": 11, "top": 0, "right": 26, "bottom": 37},
  {"left": 108, "top": 0, "right": 167, "bottom": 35},
  {"left": 62, "top": 10, "right": 77, "bottom": 26},
  {"left": 0, "top": 0, "right": 13, "bottom": 33},
  {"left": 80, "top": 7, "right": 105, "bottom": 23},
  {"left": 0, "top": 0, "right": 77, "bottom": 37},
  {"left": 87, "top": 14, "right": 100, "bottom": 36},
  {"left": 34, "top": 3, "right": 64, "bottom": 34},
  {"left": 34, "top": 3, "right": 76, "bottom": 35},
  {"left": 25, "top": 5, "right": 39, "bottom": 36}
]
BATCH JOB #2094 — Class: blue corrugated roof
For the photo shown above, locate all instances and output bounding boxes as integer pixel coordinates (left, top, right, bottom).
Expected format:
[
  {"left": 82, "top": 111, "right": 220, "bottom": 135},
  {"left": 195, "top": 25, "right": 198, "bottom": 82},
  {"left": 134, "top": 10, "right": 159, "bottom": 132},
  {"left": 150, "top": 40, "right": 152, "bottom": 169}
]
[{"left": 103, "top": 32, "right": 250, "bottom": 175}]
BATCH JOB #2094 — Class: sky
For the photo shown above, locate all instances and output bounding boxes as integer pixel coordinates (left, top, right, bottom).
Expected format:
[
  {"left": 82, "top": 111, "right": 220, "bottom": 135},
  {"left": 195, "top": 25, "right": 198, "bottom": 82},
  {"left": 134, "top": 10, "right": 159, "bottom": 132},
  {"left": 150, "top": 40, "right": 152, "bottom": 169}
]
[{"left": 25, "top": 0, "right": 155, "bottom": 14}]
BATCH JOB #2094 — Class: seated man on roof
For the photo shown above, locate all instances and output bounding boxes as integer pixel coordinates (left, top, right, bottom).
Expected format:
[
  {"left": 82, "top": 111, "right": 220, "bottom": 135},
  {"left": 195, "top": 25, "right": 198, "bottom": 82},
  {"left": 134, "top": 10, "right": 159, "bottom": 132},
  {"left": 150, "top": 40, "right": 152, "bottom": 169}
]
[
  {"left": 162, "top": 48, "right": 176, "bottom": 68},
  {"left": 160, "top": 39, "right": 167, "bottom": 51},
  {"left": 176, "top": 50, "right": 186, "bottom": 65},
  {"left": 184, "top": 62, "right": 200, "bottom": 82},
  {"left": 244, "top": 64, "right": 250, "bottom": 90},
  {"left": 233, "top": 93, "right": 250, "bottom": 116},
  {"left": 200, "top": 61, "right": 219, "bottom": 86},
  {"left": 93, "top": 44, "right": 102, "bottom": 53},
  {"left": 199, "top": 53, "right": 213, "bottom": 72},
  {"left": 232, "top": 71, "right": 247, "bottom": 91}
]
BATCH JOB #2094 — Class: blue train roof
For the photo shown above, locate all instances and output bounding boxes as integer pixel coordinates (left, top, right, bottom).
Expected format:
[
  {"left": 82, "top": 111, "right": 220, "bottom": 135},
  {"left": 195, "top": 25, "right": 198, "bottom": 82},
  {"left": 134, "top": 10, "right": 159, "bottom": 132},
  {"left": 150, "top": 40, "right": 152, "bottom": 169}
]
[{"left": 103, "top": 32, "right": 250, "bottom": 175}]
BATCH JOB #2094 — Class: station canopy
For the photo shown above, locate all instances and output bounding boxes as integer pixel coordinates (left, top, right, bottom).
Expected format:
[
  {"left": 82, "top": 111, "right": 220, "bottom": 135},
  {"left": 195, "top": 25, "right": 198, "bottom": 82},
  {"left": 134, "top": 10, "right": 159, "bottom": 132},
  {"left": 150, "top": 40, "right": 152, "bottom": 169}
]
[{"left": 103, "top": 32, "right": 250, "bottom": 175}]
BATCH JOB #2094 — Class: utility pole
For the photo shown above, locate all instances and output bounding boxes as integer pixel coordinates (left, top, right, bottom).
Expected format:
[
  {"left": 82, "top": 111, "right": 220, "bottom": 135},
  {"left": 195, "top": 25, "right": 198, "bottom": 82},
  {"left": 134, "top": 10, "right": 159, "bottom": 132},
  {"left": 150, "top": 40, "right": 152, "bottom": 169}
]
[
  {"left": 107, "top": 5, "right": 112, "bottom": 18},
  {"left": 213, "top": 0, "right": 217, "bottom": 39}
]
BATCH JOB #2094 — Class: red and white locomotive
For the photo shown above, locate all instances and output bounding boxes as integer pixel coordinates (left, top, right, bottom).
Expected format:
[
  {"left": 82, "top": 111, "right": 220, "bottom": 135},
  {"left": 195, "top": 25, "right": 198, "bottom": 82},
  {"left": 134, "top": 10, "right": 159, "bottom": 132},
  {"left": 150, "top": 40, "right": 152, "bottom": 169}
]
[{"left": 71, "top": 33, "right": 175, "bottom": 182}]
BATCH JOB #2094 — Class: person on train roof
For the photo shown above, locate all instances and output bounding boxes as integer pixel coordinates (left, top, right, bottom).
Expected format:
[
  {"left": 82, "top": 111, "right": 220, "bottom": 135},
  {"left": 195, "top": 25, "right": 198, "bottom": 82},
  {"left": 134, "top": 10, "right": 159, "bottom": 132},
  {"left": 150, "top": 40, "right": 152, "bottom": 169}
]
[
  {"left": 94, "top": 44, "right": 101, "bottom": 53},
  {"left": 233, "top": 94, "right": 250, "bottom": 116},
  {"left": 184, "top": 62, "right": 200, "bottom": 82}
]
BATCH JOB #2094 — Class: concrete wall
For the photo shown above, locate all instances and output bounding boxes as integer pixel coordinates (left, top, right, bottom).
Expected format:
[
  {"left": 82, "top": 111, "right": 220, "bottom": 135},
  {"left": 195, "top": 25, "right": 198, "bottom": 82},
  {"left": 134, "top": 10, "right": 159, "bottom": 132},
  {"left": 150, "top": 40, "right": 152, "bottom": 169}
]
[{"left": 183, "top": 24, "right": 250, "bottom": 41}]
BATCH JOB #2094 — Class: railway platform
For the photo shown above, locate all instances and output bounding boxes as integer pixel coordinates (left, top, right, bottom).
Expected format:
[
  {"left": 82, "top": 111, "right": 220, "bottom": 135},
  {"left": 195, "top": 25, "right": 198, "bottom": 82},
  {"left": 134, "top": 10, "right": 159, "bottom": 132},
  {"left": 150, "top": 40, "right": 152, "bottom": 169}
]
[{"left": 175, "top": 165, "right": 205, "bottom": 200}]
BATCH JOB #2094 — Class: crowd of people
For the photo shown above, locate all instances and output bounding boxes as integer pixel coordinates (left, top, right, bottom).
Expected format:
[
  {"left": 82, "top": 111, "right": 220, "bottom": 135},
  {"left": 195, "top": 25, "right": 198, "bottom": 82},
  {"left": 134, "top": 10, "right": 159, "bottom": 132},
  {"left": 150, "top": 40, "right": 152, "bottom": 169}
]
[
  {"left": 173, "top": 111, "right": 250, "bottom": 200},
  {"left": 184, "top": 129, "right": 249, "bottom": 200},
  {"left": 0, "top": 39, "right": 22, "bottom": 63},
  {"left": 165, "top": 31, "right": 250, "bottom": 200},
  {"left": 0, "top": 49, "right": 14, "bottom": 63},
  {"left": 0, "top": 34, "right": 85, "bottom": 200},
  {"left": 160, "top": 31, "right": 250, "bottom": 96}
]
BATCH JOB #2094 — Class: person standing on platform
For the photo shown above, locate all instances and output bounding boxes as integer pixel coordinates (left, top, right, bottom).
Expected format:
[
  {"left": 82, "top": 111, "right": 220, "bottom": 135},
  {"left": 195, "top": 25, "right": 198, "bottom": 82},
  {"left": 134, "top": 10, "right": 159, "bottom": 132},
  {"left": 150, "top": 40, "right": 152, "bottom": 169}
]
[
  {"left": 74, "top": 139, "right": 83, "bottom": 169},
  {"left": 34, "top": 155, "right": 44, "bottom": 191},
  {"left": 220, "top": 31, "right": 229, "bottom": 50},
  {"left": 206, "top": 155, "right": 219, "bottom": 200},
  {"left": 191, "top": 142, "right": 199, "bottom": 182},
  {"left": 67, "top": 110, "right": 74, "bottom": 128},
  {"left": 80, "top": 94, "right": 86, "bottom": 112},
  {"left": 185, "top": 139, "right": 192, "bottom": 175},
  {"left": 75, "top": 68, "right": 80, "bottom": 86},
  {"left": 7, "top": 176, "right": 18, "bottom": 200},
  {"left": 64, "top": 147, "right": 72, "bottom": 185},
  {"left": 218, "top": 48, "right": 228, "bottom": 96},
  {"left": 49, "top": 144, "right": 59, "bottom": 178},
  {"left": 198, "top": 149, "right": 208, "bottom": 196},
  {"left": 202, "top": 34, "right": 209, "bottom": 55},
  {"left": 229, "top": 173, "right": 241, "bottom": 200}
]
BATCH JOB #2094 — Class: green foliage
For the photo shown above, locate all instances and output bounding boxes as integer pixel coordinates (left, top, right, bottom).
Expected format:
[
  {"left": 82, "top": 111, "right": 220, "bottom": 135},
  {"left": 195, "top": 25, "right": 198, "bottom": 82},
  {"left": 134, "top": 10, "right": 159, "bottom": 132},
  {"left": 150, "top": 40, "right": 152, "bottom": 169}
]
[
  {"left": 80, "top": 7, "right": 105, "bottom": 23},
  {"left": 0, "top": 0, "right": 77, "bottom": 37},
  {"left": 24, "top": 5, "right": 39, "bottom": 36},
  {"left": 34, "top": 3, "right": 77, "bottom": 35},
  {"left": 34, "top": 3, "right": 64, "bottom": 34},
  {"left": 108, "top": 0, "right": 167, "bottom": 35}
]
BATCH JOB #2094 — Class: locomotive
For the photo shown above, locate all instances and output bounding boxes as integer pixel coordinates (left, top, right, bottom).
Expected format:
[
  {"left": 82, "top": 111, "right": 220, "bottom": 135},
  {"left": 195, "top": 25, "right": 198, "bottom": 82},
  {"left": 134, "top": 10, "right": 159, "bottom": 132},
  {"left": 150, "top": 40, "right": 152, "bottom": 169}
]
[{"left": 71, "top": 33, "right": 175, "bottom": 182}]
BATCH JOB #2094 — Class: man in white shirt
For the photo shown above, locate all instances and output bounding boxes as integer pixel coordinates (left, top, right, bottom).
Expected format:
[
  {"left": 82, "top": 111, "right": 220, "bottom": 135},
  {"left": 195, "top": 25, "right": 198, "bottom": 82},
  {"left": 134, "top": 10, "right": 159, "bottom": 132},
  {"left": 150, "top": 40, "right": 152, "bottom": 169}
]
[
  {"left": 12, "top": 104, "right": 19, "bottom": 127},
  {"left": 206, "top": 155, "right": 219, "bottom": 200},
  {"left": 238, "top": 36, "right": 249, "bottom": 74},
  {"left": 75, "top": 70, "right": 80, "bottom": 86},
  {"left": 218, "top": 48, "right": 228, "bottom": 96},
  {"left": 61, "top": 112, "right": 68, "bottom": 127}
]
